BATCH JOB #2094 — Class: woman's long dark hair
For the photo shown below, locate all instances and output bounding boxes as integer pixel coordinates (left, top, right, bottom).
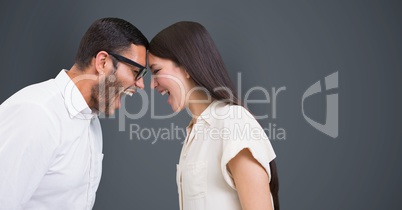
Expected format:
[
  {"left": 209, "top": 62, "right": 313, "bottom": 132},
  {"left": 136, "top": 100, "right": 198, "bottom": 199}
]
[{"left": 149, "top": 21, "right": 279, "bottom": 209}]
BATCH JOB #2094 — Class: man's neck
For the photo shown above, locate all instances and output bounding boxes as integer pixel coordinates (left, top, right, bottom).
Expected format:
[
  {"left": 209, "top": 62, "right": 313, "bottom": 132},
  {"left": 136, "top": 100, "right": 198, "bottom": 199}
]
[{"left": 66, "top": 65, "right": 98, "bottom": 108}]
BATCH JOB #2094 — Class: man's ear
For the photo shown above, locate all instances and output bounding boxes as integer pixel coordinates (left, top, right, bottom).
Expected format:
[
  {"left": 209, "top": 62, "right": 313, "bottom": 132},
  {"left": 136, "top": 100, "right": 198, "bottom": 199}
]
[{"left": 94, "top": 51, "right": 109, "bottom": 75}]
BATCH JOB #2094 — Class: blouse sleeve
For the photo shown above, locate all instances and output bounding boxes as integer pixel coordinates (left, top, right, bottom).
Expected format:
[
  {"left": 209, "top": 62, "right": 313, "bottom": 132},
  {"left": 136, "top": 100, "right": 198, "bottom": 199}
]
[{"left": 220, "top": 105, "right": 276, "bottom": 190}]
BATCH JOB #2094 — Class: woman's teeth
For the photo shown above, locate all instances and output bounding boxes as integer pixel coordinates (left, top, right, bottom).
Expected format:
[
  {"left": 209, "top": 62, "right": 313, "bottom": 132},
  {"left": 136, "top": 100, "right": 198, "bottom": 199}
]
[{"left": 161, "top": 90, "right": 169, "bottom": 96}]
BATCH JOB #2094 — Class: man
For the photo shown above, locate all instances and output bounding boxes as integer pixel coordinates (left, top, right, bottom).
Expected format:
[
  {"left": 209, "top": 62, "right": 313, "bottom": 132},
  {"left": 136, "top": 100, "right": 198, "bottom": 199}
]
[{"left": 0, "top": 17, "right": 148, "bottom": 209}]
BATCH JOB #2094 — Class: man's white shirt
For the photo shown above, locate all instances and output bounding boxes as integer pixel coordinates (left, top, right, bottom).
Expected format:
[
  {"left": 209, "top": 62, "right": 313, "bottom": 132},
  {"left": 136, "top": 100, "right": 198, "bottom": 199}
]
[{"left": 0, "top": 70, "right": 103, "bottom": 210}]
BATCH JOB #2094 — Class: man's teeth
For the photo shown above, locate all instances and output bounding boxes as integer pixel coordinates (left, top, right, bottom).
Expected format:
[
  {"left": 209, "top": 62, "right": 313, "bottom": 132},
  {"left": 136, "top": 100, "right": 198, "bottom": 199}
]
[
  {"left": 161, "top": 90, "right": 169, "bottom": 96},
  {"left": 124, "top": 90, "right": 133, "bottom": 96}
]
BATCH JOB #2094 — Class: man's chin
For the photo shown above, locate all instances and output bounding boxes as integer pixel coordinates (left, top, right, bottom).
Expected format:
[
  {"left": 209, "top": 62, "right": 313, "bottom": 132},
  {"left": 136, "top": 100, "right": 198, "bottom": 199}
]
[
  {"left": 96, "top": 106, "right": 116, "bottom": 117},
  {"left": 103, "top": 110, "right": 116, "bottom": 117}
]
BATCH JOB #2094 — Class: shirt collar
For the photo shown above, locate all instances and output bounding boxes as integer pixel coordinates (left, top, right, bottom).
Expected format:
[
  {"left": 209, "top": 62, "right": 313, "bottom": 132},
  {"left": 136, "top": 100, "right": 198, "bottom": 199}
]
[
  {"left": 194, "top": 100, "right": 226, "bottom": 126},
  {"left": 54, "top": 70, "right": 95, "bottom": 119}
]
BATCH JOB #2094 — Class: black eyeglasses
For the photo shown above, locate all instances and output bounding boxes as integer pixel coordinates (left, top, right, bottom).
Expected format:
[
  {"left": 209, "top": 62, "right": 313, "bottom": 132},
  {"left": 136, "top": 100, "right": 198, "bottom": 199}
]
[{"left": 107, "top": 52, "right": 147, "bottom": 81}]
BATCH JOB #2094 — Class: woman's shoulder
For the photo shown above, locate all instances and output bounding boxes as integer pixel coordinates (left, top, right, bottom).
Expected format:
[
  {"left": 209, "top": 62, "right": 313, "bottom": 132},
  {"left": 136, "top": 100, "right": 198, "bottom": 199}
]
[{"left": 210, "top": 101, "right": 256, "bottom": 123}]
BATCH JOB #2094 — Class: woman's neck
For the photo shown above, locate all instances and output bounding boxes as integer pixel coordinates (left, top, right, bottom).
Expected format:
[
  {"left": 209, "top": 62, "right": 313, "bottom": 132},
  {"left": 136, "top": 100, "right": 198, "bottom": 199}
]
[{"left": 187, "top": 91, "right": 213, "bottom": 121}]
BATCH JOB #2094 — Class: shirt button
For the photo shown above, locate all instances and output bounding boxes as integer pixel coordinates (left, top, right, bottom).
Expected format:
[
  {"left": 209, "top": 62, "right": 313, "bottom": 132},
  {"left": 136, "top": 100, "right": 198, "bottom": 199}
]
[{"left": 183, "top": 154, "right": 187, "bottom": 158}]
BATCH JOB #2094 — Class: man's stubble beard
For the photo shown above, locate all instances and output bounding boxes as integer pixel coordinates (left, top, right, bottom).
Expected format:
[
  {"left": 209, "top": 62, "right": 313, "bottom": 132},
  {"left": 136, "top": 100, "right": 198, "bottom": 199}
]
[{"left": 91, "top": 72, "right": 123, "bottom": 116}]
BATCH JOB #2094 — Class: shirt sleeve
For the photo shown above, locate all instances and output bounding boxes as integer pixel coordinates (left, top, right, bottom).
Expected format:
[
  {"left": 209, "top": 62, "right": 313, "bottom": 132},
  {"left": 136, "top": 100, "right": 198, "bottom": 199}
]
[
  {"left": 220, "top": 105, "right": 276, "bottom": 190},
  {"left": 0, "top": 102, "right": 59, "bottom": 209}
]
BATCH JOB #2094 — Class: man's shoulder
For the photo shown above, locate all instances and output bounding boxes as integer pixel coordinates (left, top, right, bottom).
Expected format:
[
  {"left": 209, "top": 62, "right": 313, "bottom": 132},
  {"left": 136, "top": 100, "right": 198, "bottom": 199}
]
[
  {"left": 1, "top": 79, "right": 64, "bottom": 110},
  {"left": 0, "top": 79, "right": 71, "bottom": 138}
]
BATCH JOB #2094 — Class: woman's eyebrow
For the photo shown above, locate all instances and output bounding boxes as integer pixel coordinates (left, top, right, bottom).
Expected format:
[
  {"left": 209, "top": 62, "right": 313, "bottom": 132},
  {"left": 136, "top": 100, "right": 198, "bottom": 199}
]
[{"left": 149, "top": 64, "right": 157, "bottom": 70}]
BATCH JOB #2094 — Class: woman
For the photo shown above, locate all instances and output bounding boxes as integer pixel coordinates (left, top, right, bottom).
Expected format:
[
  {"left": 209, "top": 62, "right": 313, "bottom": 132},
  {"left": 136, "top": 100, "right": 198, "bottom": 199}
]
[{"left": 149, "top": 21, "right": 279, "bottom": 210}]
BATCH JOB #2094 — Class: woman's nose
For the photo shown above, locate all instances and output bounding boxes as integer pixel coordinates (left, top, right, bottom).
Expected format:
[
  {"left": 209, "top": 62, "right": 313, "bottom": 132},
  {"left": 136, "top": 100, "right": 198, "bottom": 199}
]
[{"left": 150, "top": 76, "right": 158, "bottom": 89}]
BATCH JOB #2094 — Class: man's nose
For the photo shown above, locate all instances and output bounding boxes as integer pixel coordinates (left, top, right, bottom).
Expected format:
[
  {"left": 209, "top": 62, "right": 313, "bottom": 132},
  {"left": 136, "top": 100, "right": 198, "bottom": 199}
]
[{"left": 135, "top": 77, "right": 144, "bottom": 89}]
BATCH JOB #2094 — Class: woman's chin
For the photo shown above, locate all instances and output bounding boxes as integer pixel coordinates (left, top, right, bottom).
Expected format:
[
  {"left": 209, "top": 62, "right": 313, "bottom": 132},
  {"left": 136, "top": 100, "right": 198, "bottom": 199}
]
[
  {"left": 171, "top": 105, "right": 183, "bottom": 113},
  {"left": 167, "top": 97, "right": 184, "bottom": 112},
  {"left": 170, "top": 102, "right": 185, "bottom": 113}
]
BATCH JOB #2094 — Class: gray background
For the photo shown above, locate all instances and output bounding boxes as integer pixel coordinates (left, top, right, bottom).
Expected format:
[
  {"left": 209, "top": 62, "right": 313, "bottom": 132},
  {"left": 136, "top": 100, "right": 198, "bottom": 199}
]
[{"left": 1, "top": 0, "right": 401, "bottom": 209}]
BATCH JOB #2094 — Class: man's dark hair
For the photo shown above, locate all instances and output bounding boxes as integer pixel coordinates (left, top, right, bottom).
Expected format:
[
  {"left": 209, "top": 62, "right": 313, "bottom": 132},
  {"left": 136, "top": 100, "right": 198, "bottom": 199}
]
[{"left": 75, "top": 17, "right": 149, "bottom": 70}]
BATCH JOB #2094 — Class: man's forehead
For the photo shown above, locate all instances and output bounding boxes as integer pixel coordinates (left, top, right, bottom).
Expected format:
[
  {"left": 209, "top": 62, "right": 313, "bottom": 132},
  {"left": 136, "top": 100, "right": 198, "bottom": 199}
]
[{"left": 123, "top": 44, "right": 147, "bottom": 65}]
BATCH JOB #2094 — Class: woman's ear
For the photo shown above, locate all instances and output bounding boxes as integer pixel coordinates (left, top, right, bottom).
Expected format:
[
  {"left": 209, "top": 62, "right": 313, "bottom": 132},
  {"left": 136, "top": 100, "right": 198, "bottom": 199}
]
[{"left": 184, "top": 70, "right": 191, "bottom": 79}]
